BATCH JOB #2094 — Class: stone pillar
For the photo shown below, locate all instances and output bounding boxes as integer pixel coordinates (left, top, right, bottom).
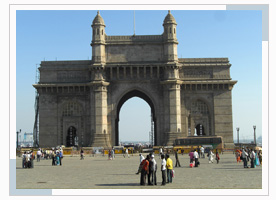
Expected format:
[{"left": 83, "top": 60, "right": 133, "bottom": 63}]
[
  {"left": 91, "top": 81, "right": 111, "bottom": 147},
  {"left": 162, "top": 70, "right": 183, "bottom": 145}
]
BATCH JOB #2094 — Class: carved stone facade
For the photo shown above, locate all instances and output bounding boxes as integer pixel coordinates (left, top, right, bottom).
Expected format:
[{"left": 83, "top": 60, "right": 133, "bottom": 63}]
[{"left": 34, "top": 11, "right": 237, "bottom": 148}]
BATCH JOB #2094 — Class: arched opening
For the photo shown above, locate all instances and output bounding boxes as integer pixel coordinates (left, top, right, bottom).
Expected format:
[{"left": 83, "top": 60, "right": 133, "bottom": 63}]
[
  {"left": 195, "top": 124, "right": 205, "bottom": 136},
  {"left": 66, "top": 126, "right": 77, "bottom": 147},
  {"left": 115, "top": 90, "right": 157, "bottom": 146}
]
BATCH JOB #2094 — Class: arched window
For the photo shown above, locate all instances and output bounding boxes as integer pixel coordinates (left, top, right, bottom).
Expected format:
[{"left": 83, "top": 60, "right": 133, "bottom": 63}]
[
  {"left": 170, "top": 28, "right": 172, "bottom": 33},
  {"left": 102, "top": 29, "right": 103, "bottom": 35},
  {"left": 174, "top": 28, "right": 176, "bottom": 34},
  {"left": 62, "top": 101, "right": 83, "bottom": 116},
  {"left": 97, "top": 29, "right": 99, "bottom": 35}
]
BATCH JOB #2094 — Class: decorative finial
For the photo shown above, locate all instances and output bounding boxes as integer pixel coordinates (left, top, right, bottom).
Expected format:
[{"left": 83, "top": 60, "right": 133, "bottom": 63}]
[
  {"left": 97, "top": 10, "right": 100, "bottom": 15},
  {"left": 168, "top": 10, "right": 171, "bottom": 14}
]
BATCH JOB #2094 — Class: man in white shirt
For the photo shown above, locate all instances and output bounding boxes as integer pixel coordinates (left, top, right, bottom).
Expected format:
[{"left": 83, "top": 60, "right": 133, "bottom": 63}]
[
  {"left": 161, "top": 154, "right": 166, "bottom": 185},
  {"left": 151, "top": 155, "right": 157, "bottom": 185},
  {"left": 193, "top": 149, "right": 199, "bottom": 167},
  {"left": 37, "top": 149, "right": 42, "bottom": 162}
]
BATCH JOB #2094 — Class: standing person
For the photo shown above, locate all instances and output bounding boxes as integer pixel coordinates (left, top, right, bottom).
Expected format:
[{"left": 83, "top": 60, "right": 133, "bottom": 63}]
[
  {"left": 148, "top": 155, "right": 154, "bottom": 185},
  {"left": 193, "top": 149, "right": 199, "bottom": 167},
  {"left": 111, "top": 148, "right": 115, "bottom": 160},
  {"left": 56, "top": 151, "right": 60, "bottom": 165},
  {"left": 30, "top": 151, "right": 35, "bottom": 168},
  {"left": 242, "top": 148, "right": 248, "bottom": 168},
  {"left": 161, "top": 154, "right": 166, "bottom": 186},
  {"left": 52, "top": 150, "right": 56, "bottom": 166},
  {"left": 215, "top": 151, "right": 220, "bottom": 164},
  {"left": 22, "top": 151, "right": 26, "bottom": 168},
  {"left": 136, "top": 153, "right": 145, "bottom": 174},
  {"left": 140, "top": 155, "right": 149, "bottom": 186},
  {"left": 59, "top": 149, "right": 63, "bottom": 166},
  {"left": 189, "top": 150, "right": 194, "bottom": 164},
  {"left": 236, "top": 150, "right": 241, "bottom": 163},
  {"left": 37, "top": 149, "right": 41, "bottom": 162},
  {"left": 258, "top": 150, "right": 262, "bottom": 165},
  {"left": 255, "top": 150, "right": 260, "bottom": 166},
  {"left": 151, "top": 155, "right": 157, "bottom": 185},
  {"left": 208, "top": 150, "right": 214, "bottom": 163},
  {"left": 26, "top": 151, "right": 31, "bottom": 168},
  {"left": 174, "top": 149, "right": 181, "bottom": 167},
  {"left": 125, "top": 148, "right": 129, "bottom": 158},
  {"left": 250, "top": 149, "right": 256, "bottom": 168},
  {"left": 166, "top": 154, "right": 173, "bottom": 183},
  {"left": 200, "top": 146, "right": 205, "bottom": 158},
  {"left": 197, "top": 146, "right": 201, "bottom": 158},
  {"left": 159, "top": 147, "right": 163, "bottom": 159},
  {"left": 80, "top": 148, "right": 84, "bottom": 160}
]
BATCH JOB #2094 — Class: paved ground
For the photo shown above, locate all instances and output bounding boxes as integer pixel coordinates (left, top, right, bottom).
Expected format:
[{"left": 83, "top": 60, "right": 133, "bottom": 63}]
[{"left": 16, "top": 153, "right": 262, "bottom": 189}]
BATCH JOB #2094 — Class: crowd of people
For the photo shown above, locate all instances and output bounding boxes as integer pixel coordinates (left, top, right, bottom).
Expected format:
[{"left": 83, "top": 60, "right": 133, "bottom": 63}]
[
  {"left": 137, "top": 152, "right": 174, "bottom": 186},
  {"left": 235, "top": 147, "right": 262, "bottom": 168},
  {"left": 21, "top": 147, "right": 63, "bottom": 168},
  {"left": 21, "top": 151, "right": 35, "bottom": 168}
]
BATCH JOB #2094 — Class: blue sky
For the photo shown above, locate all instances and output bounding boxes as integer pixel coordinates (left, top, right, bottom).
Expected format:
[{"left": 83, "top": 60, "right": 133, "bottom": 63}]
[{"left": 16, "top": 10, "right": 262, "bottom": 143}]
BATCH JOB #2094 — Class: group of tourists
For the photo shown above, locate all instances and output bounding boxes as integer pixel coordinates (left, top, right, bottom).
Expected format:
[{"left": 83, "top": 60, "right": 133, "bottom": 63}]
[
  {"left": 137, "top": 153, "right": 174, "bottom": 186},
  {"left": 51, "top": 147, "right": 63, "bottom": 166},
  {"left": 22, "top": 151, "right": 35, "bottom": 168},
  {"left": 236, "top": 147, "right": 262, "bottom": 168}
]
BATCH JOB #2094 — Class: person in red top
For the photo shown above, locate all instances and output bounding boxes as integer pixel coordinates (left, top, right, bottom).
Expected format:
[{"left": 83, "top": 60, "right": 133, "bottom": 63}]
[{"left": 140, "top": 155, "right": 150, "bottom": 185}]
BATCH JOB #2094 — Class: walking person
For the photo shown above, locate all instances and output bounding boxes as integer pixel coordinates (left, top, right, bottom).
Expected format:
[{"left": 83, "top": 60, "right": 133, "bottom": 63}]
[
  {"left": 161, "top": 154, "right": 166, "bottom": 185},
  {"left": 166, "top": 154, "right": 173, "bottom": 183},
  {"left": 125, "top": 148, "right": 129, "bottom": 158},
  {"left": 174, "top": 149, "right": 181, "bottom": 167},
  {"left": 111, "top": 148, "right": 115, "bottom": 160}
]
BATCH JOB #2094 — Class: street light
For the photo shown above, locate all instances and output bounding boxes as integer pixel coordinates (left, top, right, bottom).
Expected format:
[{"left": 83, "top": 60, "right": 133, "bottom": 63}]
[
  {"left": 16, "top": 129, "right": 21, "bottom": 148},
  {"left": 253, "top": 125, "right": 256, "bottom": 146},
  {"left": 236, "top": 127, "right": 240, "bottom": 145}
]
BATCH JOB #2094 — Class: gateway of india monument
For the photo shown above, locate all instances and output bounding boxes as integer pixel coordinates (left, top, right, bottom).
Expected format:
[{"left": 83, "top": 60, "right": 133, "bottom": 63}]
[{"left": 33, "top": 11, "right": 237, "bottom": 148}]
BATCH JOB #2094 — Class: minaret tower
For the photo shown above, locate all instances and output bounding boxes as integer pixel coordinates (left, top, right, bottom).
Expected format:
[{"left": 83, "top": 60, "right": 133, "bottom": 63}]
[
  {"left": 91, "top": 11, "right": 106, "bottom": 64},
  {"left": 163, "top": 10, "right": 178, "bottom": 63}
]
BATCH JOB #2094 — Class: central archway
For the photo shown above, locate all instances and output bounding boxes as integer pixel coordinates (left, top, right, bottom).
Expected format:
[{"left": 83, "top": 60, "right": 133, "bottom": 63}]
[{"left": 115, "top": 90, "right": 157, "bottom": 146}]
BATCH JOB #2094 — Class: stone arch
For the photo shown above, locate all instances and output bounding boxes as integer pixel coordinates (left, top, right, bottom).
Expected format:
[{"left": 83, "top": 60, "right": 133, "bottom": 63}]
[{"left": 114, "top": 89, "right": 157, "bottom": 146}]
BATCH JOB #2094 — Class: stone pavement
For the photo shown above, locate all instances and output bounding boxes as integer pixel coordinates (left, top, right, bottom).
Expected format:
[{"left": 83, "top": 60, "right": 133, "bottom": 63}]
[{"left": 16, "top": 153, "right": 262, "bottom": 189}]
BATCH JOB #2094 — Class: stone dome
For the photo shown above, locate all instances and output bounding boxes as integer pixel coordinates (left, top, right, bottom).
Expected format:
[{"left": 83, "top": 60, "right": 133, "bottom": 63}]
[
  {"left": 92, "top": 11, "right": 105, "bottom": 26},
  {"left": 163, "top": 10, "right": 177, "bottom": 25}
]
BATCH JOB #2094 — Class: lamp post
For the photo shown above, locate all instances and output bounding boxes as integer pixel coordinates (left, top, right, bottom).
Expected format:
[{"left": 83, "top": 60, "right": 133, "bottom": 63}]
[
  {"left": 236, "top": 127, "right": 239, "bottom": 146},
  {"left": 16, "top": 129, "right": 21, "bottom": 148},
  {"left": 253, "top": 125, "right": 256, "bottom": 146}
]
